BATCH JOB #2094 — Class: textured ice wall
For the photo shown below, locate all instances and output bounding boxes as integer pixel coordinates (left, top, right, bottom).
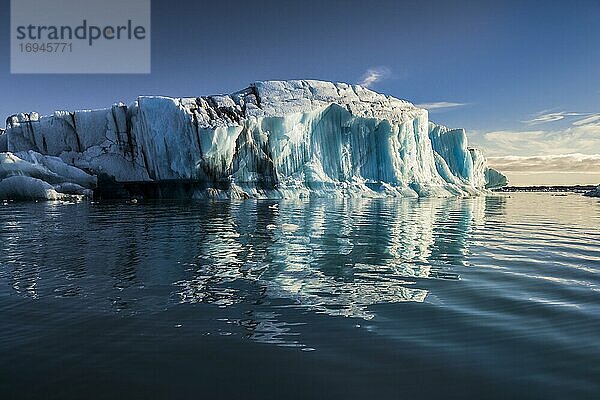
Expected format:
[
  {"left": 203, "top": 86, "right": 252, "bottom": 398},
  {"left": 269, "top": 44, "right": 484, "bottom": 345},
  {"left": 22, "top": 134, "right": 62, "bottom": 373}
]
[
  {"left": 0, "top": 80, "right": 504, "bottom": 199},
  {"left": 428, "top": 123, "right": 505, "bottom": 192}
]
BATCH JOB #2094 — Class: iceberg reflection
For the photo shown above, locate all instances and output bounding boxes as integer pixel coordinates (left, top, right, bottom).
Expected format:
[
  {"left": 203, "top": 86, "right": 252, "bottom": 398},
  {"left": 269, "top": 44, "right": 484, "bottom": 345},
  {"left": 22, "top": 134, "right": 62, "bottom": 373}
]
[
  {"left": 172, "top": 197, "right": 488, "bottom": 320},
  {"left": 0, "top": 196, "right": 490, "bottom": 344}
]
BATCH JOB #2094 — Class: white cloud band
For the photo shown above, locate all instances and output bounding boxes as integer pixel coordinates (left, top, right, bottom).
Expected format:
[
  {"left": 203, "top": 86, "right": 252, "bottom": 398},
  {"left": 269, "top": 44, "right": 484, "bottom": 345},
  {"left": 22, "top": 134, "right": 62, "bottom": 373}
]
[
  {"left": 488, "top": 154, "right": 600, "bottom": 173},
  {"left": 415, "top": 101, "right": 466, "bottom": 110}
]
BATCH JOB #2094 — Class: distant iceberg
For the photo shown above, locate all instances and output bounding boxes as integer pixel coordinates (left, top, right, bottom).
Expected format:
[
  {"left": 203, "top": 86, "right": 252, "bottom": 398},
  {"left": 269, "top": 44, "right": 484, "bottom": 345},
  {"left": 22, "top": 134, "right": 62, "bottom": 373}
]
[
  {"left": 0, "top": 80, "right": 506, "bottom": 200},
  {"left": 484, "top": 168, "right": 509, "bottom": 189},
  {"left": 585, "top": 185, "right": 600, "bottom": 197}
]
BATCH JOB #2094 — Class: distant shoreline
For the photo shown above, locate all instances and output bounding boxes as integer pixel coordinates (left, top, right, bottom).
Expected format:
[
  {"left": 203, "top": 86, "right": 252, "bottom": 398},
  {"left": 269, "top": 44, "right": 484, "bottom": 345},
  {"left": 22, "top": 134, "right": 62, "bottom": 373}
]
[{"left": 493, "top": 185, "right": 596, "bottom": 193}]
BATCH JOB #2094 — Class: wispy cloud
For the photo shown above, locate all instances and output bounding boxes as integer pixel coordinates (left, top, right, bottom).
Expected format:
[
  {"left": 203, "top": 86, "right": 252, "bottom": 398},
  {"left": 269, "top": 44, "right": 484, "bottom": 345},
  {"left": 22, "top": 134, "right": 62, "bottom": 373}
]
[
  {"left": 471, "top": 109, "right": 600, "bottom": 185},
  {"left": 470, "top": 109, "right": 600, "bottom": 158},
  {"left": 358, "top": 67, "right": 391, "bottom": 88},
  {"left": 470, "top": 123, "right": 600, "bottom": 158},
  {"left": 488, "top": 153, "right": 600, "bottom": 173},
  {"left": 416, "top": 101, "right": 467, "bottom": 111},
  {"left": 573, "top": 114, "right": 600, "bottom": 126},
  {"left": 524, "top": 111, "right": 588, "bottom": 125}
]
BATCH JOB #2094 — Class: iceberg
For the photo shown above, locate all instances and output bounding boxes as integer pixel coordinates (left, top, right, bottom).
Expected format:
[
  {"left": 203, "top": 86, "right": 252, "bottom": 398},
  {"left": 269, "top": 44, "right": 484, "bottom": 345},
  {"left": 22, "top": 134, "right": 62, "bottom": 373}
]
[
  {"left": 484, "top": 168, "right": 509, "bottom": 189},
  {"left": 0, "top": 80, "right": 505, "bottom": 199},
  {"left": 584, "top": 185, "right": 600, "bottom": 197},
  {"left": 0, "top": 151, "right": 96, "bottom": 200}
]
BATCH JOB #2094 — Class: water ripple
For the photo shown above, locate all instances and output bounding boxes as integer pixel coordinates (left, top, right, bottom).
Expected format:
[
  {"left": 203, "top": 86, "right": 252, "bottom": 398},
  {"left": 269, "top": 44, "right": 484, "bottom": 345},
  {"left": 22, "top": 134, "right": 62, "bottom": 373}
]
[{"left": 0, "top": 193, "right": 599, "bottom": 397}]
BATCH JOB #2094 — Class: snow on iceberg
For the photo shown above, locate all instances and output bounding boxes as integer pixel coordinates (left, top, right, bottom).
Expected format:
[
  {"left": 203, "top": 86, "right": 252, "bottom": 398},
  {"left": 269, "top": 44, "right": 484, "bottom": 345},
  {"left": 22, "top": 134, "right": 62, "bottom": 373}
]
[{"left": 0, "top": 80, "right": 506, "bottom": 199}]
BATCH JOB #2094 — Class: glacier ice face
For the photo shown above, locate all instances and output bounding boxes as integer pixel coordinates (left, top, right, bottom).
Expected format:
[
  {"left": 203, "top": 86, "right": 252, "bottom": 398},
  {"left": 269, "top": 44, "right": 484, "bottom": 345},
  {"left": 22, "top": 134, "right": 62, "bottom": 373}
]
[
  {"left": 0, "top": 80, "right": 505, "bottom": 199},
  {"left": 429, "top": 125, "right": 474, "bottom": 183}
]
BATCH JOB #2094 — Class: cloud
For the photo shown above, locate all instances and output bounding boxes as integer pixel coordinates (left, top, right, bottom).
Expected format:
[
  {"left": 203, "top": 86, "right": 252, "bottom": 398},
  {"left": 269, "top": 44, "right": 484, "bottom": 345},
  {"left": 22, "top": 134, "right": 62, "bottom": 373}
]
[
  {"left": 469, "top": 123, "right": 600, "bottom": 157},
  {"left": 415, "top": 101, "right": 467, "bottom": 111},
  {"left": 472, "top": 111, "right": 600, "bottom": 157},
  {"left": 487, "top": 153, "right": 600, "bottom": 173},
  {"left": 523, "top": 111, "right": 590, "bottom": 125},
  {"left": 573, "top": 114, "right": 600, "bottom": 126},
  {"left": 471, "top": 110, "right": 600, "bottom": 185},
  {"left": 358, "top": 67, "right": 391, "bottom": 88}
]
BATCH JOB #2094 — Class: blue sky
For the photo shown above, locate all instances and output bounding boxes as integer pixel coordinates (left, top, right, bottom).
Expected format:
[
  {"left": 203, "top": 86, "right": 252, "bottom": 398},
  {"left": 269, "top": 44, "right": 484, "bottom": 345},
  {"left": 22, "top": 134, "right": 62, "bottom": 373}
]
[{"left": 1, "top": 0, "right": 599, "bottom": 184}]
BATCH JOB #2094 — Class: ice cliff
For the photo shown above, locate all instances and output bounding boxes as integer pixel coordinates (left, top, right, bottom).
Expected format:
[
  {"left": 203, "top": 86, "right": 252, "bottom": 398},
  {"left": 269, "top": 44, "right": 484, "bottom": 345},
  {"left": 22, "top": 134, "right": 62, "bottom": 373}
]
[{"left": 0, "top": 80, "right": 506, "bottom": 200}]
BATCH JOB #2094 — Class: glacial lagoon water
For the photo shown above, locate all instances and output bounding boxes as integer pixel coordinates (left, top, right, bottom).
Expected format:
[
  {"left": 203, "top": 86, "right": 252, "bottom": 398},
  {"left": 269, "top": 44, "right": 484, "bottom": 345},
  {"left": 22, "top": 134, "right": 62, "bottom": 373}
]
[{"left": 1, "top": 193, "right": 599, "bottom": 399}]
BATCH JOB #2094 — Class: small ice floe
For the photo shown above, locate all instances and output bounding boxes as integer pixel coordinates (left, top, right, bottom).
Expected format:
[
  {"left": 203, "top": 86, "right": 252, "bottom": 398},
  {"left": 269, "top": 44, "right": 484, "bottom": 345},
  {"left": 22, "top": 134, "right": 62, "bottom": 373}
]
[{"left": 281, "top": 223, "right": 300, "bottom": 232}]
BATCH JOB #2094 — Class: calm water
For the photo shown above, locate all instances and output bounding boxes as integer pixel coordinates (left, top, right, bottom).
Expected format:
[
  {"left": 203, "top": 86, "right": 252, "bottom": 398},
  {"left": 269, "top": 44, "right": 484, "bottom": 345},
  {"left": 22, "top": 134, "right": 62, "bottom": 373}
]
[{"left": 1, "top": 193, "right": 599, "bottom": 399}]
